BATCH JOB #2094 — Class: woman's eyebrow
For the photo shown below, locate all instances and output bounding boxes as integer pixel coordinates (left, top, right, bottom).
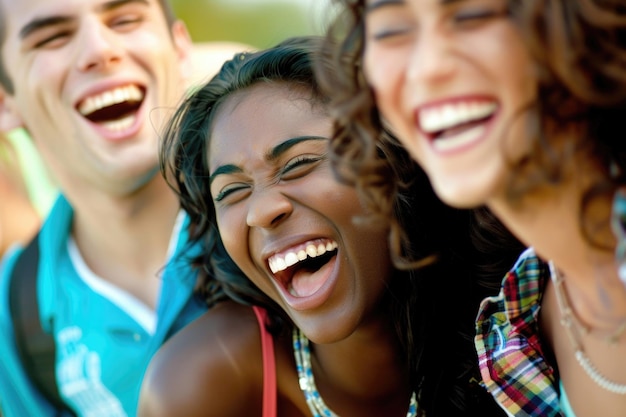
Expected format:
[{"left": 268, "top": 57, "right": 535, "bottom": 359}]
[
  {"left": 366, "top": 0, "right": 405, "bottom": 14},
  {"left": 209, "top": 164, "right": 242, "bottom": 185},
  {"left": 266, "top": 136, "right": 328, "bottom": 161},
  {"left": 210, "top": 136, "right": 328, "bottom": 184}
]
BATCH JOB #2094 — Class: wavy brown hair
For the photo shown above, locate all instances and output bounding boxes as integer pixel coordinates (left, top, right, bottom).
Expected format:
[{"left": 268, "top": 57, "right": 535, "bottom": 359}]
[
  {"left": 511, "top": 0, "right": 626, "bottom": 247},
  {"left": 317, "top": 1, "right": 527, "bottom": 415},
  {"left": 319, "top": 0, "right": 626, "bottom": 250}
]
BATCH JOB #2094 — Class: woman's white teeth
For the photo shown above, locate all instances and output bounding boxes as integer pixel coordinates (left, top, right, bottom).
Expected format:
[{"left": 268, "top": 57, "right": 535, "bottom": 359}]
[
  {"left": 269, "top": 241, "right": 338, "bottom": 274},
  {"left": 419, "top": 101, "right": 497, "bottom": 133},
  {"left": 285, "top": 252, "right": 299, "bottom": 268},
  {"left": 432, "top": 124, "right": 486, "bottom": 152},
  {"left": 78, "top": 84, "right": 143, "bottom": 116}
]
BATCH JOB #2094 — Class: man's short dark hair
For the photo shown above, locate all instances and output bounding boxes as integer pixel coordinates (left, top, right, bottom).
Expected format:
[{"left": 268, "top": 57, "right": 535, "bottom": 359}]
[{"left": 0, "top": 0, "right": 178, "bottom": 95}]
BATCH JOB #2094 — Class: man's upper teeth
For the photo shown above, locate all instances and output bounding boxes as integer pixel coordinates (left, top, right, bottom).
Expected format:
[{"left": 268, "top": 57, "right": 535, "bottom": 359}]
[
  {"left": 420, "top": 101, "right": 497, "bottom": 133},
  {"left": 269, "top": 240, "right": 338, "bottom": 274},
  {"left": 79, "top": 85, "right": 143, "bottom": 116}
]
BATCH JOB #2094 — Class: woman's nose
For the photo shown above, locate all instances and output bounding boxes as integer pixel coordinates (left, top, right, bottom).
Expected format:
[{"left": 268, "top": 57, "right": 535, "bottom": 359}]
[
  {"left": 246, "top": 188, "right": 294, "bottom": 229},
  {"left": 407, "top": 28, "right": 456, "bottom": 85}
]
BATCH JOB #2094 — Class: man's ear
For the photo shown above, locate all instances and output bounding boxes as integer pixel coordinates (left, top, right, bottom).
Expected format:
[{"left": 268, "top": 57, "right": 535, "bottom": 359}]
[
  {"left": 0, "top": 88, "right": 23, "bottom": 132},
  {"left": 171, "top": 20, "right": 193, "bottom": 84}
]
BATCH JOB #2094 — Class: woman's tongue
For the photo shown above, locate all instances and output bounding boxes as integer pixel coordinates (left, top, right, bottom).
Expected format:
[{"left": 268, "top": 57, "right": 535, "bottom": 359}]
[{"left": 288, "top": 258, "right": 333, "bottom": 297}]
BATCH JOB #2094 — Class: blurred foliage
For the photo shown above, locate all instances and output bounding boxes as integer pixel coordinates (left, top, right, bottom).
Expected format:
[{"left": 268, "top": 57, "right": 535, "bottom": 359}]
[{"left": 171, "top": 0, "right": 329, "bottom": 49}]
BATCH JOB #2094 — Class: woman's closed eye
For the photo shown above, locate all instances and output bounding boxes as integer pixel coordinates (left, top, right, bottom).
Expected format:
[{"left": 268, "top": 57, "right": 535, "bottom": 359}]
[
  {"left": 371, "top": 26, "right": 413, "bottom": 41},
  {"left": 212, "top": 154, "right": 326, "bottom": 203},
  {"left": 453, "top": 5, "right": 509, "bottom": 27},
  {"left": 214, "top": 183, "right": 250, "bottom": 203},
  {"left": 279, "top": 154, "right": 326, "bottom": 181},
  {"left": 365, "top": 7, "right": 414, "bottom": 43}
]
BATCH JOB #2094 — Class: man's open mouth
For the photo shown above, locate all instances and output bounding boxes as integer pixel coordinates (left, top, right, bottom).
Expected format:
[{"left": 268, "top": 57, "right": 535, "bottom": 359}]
[{"left": 77, "top": 84, "right": 145, "bottom": 133}]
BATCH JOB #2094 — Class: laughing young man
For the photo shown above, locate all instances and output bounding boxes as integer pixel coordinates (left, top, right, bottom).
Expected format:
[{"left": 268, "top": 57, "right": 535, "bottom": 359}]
[{"left": 0, "top": 1, "right": 210, "bottom": 415}]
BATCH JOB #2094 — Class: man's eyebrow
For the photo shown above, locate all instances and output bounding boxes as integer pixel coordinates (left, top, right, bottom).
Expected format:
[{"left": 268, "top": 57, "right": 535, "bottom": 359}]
[
  {"left": 209, "top": 164, "right": 242, "bottom": 185},
  {"left": 99, "top": 0, "right": 150, "bottom": 13},
  {"left": 267, "top": 136, "right": 328, "bottom": 161},
  {"left": 19, "top": 0, "right": 149, "bottom": 40},
  {"left": 19, "top": 15, "right": 73, "bottom": 40}
]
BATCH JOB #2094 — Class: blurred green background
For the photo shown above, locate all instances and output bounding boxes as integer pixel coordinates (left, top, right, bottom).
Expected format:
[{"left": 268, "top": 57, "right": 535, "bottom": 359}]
[{"left": 172, "top": 0, "right": 333, "bottom": 48}]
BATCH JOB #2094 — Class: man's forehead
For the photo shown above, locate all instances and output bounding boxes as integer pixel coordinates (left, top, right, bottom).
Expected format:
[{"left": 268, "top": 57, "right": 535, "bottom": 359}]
[
  {"left": 2, "top": 0, "right": 159, "bottom": 32},
  {"left": 1, "top": 0, "right": 85, "bottom": 36}
]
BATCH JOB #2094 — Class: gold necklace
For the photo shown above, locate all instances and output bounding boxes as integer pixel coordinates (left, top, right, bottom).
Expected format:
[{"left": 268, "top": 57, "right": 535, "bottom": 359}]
[
  {"left": 576, "top": 318, "right": 626, "bottom": 345},
  {"left": 549, "top": 261, "right": 626, "bottom": 394}
]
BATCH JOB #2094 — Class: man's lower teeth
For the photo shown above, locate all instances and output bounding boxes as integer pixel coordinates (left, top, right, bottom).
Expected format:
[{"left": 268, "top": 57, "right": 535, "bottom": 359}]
[{"left": 102, "top": 115, "right": 134, "bottom": 132}]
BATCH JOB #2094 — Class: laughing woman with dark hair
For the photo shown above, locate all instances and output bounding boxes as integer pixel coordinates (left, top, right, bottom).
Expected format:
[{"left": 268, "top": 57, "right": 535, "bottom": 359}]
[{"left": 138, "top": 35, "right": 521, "bottom": 417}]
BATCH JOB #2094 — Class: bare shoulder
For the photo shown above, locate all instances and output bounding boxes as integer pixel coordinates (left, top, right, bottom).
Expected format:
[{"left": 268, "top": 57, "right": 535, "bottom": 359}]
[{"left": 138, "top": 301, "right": 265, "bottom": 417}]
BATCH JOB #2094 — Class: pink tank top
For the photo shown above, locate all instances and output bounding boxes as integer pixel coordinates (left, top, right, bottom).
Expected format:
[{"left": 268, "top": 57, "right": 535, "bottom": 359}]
[{"left": 252, "top": 306, "right": 277, "bottom": 417}]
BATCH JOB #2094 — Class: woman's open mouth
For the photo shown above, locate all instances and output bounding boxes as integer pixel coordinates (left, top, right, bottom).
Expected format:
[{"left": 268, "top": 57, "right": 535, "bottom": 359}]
[
  {"left": 267, "top": 238, "right": 338, "bottom": 298},
  {"left": 416, "top": 99, "right": 498, "bottom": 153}
]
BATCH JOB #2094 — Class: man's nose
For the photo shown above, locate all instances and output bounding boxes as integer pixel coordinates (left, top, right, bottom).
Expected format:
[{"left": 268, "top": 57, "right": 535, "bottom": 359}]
[{"left": 75, "top": 22, "right": 123, "bottom": 73}]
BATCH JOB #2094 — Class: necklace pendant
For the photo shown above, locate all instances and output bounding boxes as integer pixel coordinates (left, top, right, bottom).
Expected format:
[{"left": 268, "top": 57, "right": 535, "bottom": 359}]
[
  {"left": 607, "top": 322, "right": 626, "bottom": 345},
  {"left": 560, "top": 316, "right": 573, "bottom": 328},
  {"left": 299, "top": 376, "right": 311, "bottom": 391}
]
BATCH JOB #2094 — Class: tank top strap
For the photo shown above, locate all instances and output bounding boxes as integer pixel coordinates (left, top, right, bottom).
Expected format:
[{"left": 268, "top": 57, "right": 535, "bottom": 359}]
[{"left": 252, "top": 306, "right": 277, "bottom": 417}]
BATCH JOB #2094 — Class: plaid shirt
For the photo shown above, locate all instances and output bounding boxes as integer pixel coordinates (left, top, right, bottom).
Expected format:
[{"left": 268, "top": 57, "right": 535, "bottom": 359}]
[{"left": 475, "top": 248, "right": 563, "bottom": 417}]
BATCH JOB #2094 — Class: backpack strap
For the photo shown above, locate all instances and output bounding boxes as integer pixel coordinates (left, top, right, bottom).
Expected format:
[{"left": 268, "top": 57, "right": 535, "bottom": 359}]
[{"left": 8, "top": 234, "right": 77, "bottom": 416}]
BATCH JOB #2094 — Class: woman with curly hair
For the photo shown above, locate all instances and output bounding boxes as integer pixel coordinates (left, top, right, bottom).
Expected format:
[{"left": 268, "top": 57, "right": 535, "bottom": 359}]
[{"left": 319, "top": 0, "right": 626, "bottom": 415}]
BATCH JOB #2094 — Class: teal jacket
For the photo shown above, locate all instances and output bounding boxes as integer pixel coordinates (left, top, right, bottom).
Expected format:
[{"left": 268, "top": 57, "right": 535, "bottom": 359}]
[{"left": 0, "top": 195, "right": 206, "bottom": 416}]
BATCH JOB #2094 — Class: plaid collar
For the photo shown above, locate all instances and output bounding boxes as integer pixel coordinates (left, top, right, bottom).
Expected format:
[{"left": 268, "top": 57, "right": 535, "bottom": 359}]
[{"left": 475, "top": 248, "right": 563, "bottom": 416}]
